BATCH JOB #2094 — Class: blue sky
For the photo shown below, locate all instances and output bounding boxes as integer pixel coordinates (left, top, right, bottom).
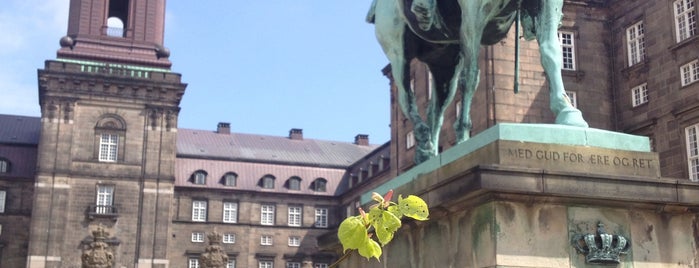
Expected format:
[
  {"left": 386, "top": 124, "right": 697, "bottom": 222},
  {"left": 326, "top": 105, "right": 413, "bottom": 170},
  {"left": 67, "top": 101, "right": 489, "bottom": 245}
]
[{"left": 0, "top": 0, "right": 391, "bottom": 144}]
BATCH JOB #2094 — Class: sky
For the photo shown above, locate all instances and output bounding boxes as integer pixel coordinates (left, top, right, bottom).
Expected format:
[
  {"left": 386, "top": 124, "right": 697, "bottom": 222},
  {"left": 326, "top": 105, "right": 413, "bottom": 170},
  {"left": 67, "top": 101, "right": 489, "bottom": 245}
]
[{"left": 0, "top": 0, "right": 392, "bottom": 144}]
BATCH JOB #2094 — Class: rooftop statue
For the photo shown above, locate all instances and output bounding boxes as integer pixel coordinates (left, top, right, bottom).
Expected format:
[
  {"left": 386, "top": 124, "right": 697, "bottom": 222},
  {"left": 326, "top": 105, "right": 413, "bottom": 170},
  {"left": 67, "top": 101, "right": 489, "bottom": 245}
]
[{"left": 368, "top": 0, "right": 589, "bottom": 163}]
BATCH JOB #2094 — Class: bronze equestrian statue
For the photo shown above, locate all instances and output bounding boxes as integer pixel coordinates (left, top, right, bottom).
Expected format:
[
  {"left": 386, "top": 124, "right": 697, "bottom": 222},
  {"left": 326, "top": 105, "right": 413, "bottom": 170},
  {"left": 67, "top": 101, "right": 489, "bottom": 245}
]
[{"left": 368, "top": 0, "right": 588, "bottom": 163}]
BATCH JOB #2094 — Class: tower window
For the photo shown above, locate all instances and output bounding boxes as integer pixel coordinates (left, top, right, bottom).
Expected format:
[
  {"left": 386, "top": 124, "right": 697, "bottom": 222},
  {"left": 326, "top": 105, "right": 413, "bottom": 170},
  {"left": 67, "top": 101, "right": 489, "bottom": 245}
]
[
  {"left": 95, "top": 115, "right": 126, "bottom": 163},
  {"left": 107, "top": 0, "right": 130, "bottom": 37}
]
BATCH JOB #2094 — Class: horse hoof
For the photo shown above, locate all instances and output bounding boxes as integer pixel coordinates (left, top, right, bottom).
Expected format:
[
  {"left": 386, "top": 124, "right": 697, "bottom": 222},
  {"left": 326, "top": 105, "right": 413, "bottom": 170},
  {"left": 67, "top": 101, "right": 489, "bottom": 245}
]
[{"left": 555, "top": 108, "right": 589, "bottom": 128}]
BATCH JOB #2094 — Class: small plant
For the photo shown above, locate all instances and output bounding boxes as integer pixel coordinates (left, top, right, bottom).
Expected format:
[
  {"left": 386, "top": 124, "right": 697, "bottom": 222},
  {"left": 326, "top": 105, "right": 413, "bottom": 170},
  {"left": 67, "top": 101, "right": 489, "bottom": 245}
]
[{"left": 331, "top": 190, "right": 429, "bottom": 267}]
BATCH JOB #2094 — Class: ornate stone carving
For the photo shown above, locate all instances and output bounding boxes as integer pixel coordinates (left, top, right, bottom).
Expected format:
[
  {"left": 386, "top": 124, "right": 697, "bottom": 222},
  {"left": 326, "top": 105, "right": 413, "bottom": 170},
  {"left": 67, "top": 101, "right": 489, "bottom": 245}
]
[
  {"left": 199, "top": 231, "right": 229, "bottom": 268},
  {"left": 572, "top": 222, "right": 630, "bottom": 265},
  {"left": 81, "top": 224, "right": 114, "bottom": 268}
]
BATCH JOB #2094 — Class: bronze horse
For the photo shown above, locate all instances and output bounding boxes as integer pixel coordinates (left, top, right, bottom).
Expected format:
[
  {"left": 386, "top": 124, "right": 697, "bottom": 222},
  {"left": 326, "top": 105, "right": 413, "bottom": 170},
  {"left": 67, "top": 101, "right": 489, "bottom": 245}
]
[{"left": 368, "top": 0, "right": 588, "bottom": 163}]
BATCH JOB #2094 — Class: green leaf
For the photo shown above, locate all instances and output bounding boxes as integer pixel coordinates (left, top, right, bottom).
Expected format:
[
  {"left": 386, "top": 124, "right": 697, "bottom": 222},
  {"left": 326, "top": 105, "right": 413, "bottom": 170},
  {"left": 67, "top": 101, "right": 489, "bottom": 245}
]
[
  {"left": 397, "top": 195, "right": 429, "bottom": 221},
  {"left": 387, "top": 204, "right": 402, "bottom": 219},
  {"left": 374, "top": 210, "right": 402, "bottom": 245},
  {"left": 338, "top": 216, "right": 368, "bottom": 252},
  {"left": 357, "top": 238, "right": 382, "bottom": 260}
]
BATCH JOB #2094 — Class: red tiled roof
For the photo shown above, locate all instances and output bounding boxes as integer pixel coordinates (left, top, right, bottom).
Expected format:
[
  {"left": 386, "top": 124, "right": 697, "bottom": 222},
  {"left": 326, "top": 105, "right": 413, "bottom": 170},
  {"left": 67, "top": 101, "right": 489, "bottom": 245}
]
[
  {"left": 176, "top": 129, "right": 378, "bottom": 168},
  {"left": 175, "top": 158, "right": 346, "bottom": 196}
]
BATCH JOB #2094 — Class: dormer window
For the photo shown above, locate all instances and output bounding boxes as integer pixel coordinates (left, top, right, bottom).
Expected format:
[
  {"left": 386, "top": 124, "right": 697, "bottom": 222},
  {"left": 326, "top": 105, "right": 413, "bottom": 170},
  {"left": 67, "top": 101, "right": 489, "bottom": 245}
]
[
  {"left": 287, "top": 176, "right": 301, "bottom": 191},
  {"left": 191, "top": 170, "right": 207, "bottom": 185},
  {"left": 312, "top": 178, "right": 327, "bottom": 192},
  {"left": 222, "top": 172, "right": 237, "bottom": 187},
  {"left": 260, "top": 175, "right": 275, "bottom": 189},
  {"left": 0, "top": 158, "right": 10, "bottom": 173}
]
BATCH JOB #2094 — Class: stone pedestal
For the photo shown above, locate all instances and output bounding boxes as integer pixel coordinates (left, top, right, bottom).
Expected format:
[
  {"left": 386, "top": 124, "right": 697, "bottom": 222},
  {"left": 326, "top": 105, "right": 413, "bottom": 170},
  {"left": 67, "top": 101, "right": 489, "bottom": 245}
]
[{"left": 339, "top": 124, "right": 699, "bottom": 268}]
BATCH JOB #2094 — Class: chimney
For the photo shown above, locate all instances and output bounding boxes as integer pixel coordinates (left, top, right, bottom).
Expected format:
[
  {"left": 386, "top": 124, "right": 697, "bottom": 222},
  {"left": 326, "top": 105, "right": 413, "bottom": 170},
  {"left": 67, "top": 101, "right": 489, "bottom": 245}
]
[
  {"left": 289, "top": 128, "right": 303, "bottom": 140},
  {"left": 354, "top": 134, "right": 369, "bottom": 146},
  {"left": 217, "top": 122, "right": 230, "bottom": 134}
]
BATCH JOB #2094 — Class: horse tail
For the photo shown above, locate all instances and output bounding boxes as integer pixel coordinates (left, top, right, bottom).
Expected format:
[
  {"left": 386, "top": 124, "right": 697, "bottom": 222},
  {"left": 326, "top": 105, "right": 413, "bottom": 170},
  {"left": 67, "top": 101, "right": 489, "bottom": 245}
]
[
  {"left": 366, "top": 0, "right": 377, "bottom": 24},
  {"left": 514, "top": 0, "right": 522, "bottom": 94}
]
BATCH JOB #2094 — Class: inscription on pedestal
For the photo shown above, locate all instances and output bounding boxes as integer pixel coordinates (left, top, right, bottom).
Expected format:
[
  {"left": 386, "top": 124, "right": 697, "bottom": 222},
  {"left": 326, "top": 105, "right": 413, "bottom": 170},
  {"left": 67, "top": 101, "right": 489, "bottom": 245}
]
[{"left": 499, "top": 141, "right": 659, "bottom": 177}]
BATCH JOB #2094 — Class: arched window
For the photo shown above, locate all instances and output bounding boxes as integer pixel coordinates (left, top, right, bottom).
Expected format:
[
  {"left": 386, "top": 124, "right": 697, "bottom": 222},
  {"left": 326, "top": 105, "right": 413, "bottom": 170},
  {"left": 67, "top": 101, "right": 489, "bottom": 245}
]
[
  {"left": 260, "top": 175, "right": 275, "bottom": 189},
  {"left": 287, "top": 176, "right": 302, "bottom": 191},
  {"left": 106, "top": 0, "right": 130, "bottom": 37},
  {"left": 221, "top": 172, "right": 237, "bottom": 187},
  {"left": 95, "top": 115, "right": 126, "bottom": 163},
  {"left": 312, "top": 178, "right": 327, "bottom": 192},
  {"left": 190, "top": 170, "right": 207, "bottom": 185},
  {"left": 0, "top": 158, "right": 10, "bottom": 173}
]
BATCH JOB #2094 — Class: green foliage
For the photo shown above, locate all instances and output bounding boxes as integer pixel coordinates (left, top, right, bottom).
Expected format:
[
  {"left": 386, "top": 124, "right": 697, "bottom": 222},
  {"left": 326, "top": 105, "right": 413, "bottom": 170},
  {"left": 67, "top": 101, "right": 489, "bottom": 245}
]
[{"left": 337, "top": 190, "right": 429, "bottom": 261}]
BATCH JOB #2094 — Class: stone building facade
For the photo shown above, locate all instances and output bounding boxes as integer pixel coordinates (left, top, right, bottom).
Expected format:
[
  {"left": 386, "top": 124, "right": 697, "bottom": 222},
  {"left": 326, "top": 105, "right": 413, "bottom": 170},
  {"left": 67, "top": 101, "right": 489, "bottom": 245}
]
[{"left": 0, "top": 0, "right": 696, "bottom": 267}]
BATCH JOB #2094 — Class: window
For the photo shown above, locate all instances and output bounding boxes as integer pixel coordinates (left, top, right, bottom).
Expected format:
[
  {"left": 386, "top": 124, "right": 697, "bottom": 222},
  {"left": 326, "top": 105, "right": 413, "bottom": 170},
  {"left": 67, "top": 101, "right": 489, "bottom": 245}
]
[
  {"left": 99, "top": 133, "right": 119, "bottom": 162},
  {"left": 223, "top": 233, "right": 236, "bottom": 244},
  {"left": 427, "top": 72, "right": 433, "bottom": 99},
  {"left": 0, "top": 190, "right": 5, "bottom": 213},
  {"left": 192, "top": 171, "right": 207, "bottom": 185},
  {"left": 288, "top": 206, "right": 302, "bottom": 227},
  {"left": 227, "top": 260, "right": 236, "bottom": 268},
  {"left": 223, "top": 173, "right": 237, "bottom": 186},
  {"left": 223, "top": 202, "right": 238, "bottom": 223},
  {"left": 687, "top": 123, "right": 699, "bottom": 181},
  {"left": 626, "top": 21, "right": 645, "bottom": 66},
  {"left": 406, "top": 131, "right": 415, "bottom": 149},
  {"left": 315, "top": 208, "right": 328, "bottom": 228},
  {"left": 287, "top": 262, "right": 301, "bottom": 268},
  {"left": 192, "top": 200, "right": 207, "bottom": 222},
  {"left": 313, "top": 178, "right": 327, "bottom": 192},
  {"left": 681, "top": 60, "right": 699, "bottom": 86},
  {"left": 288, "top": 236, "right": 301, "bottom": 247},
  {"left": 260, "top": 235, "right": 273, "bottom": 245},
  {"left": 565, "top": 91, "right": 577, "bottom": 108},
  {"left": 287, "top": 176, "right": 301, "bottom": 190},
  {"left": 456, "top": 100, "right": 462, "bottom": 119},
  {"left": 95, "top": 185, "right": 115, "bottom": 214},
  {"left": 261, "top": 175, "right": 275, "bottom": 189},
  {"left": 631, "top": 83, "right": 649, "bottom": 107},
  {"left": 261, "top": 204, "right": 275, "bottom": 225},
  {"left": 558, "top": 31, "right": 576, "bottom": 70},
  {"left": 191, "top": 232, "right": 204, "bottom": 242},
  {"left": 259, "top": 261, "right": 273, "bottom": 268},
  {"left": 189, "top": 258, "right": 200, "bottom": 268},
  {"left": 674, "top": 0, "right": 697, "bottom": 42},
  {"left": 0, "top": 158, "right": 10, "bottom": 173},
  {"left": 315, "top": 264, "right": 329, "bottom": 268}
]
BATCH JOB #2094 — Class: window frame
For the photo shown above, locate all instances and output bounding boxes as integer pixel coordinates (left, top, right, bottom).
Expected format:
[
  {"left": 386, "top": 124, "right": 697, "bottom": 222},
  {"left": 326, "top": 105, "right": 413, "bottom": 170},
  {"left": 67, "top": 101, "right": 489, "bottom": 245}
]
[
  {"left": 98, "top": 133, "right": 119, "bottom": 162},
  {"left": 631, "top": 83, "right": 649, "bottom": 107},
  {"left": 222, "top": 201, "right": 238, "bottom": 223},
  {"left": 313, "top": 178, "right": 327, "bottom": 192},
  {"left": 287, "top": 262, "right": 301, "bottom": 268},
  {"left": 626, "top": 20, "right": 646, "bottom": 67},
  {"left": 260, "top": 235, "right": 273, "bottom": 246},
  {"left": 406, "top": 131, "right": 415, "bottom": 149},
  {"left": 0, "top": 190, "right": 6, "bottom": 213},
  {"left": 227, "top": 259, "right": 236, "bottom": 268},
  {"left": 95, "top": 184, "right": 115, "bottom": 214},
  {"left": 288, "top": 236, "right": 301, "bottom": 247},
  {"left": 261, "top": 175, "right": 275, "bottom": 189},
  {"left": 223, "top": 172, "right": 237, "bottom": 187},
  {"left": 686, "top": 123, "right": 699, "bottom": 181},
  {"left": 680, "top": 59, "right": 699, "bottom": 86},
  {"left": 259, "top": 261, "right": 274, "bottom": 268},
  {"left": 0, "top": 158, "right": 10, "bottom": 173},
  {"left": 261, "top": 204, "right": 275, "bottom": 225},
  {"left": 315, "top": 207, "right": 329, "bottom": 228},
  {"left": 558, "top": 31, "right": 576, "bottom": 71},
  {"left": 314, "top": 264, "right": 329, "bottom": 268},
  {"left": 192, "top": 200, "right": 207, "bottom": 222},
  {"left": 288, "top": 205, "right": 302, "bottom": 227},
  {"left": 223, "top": 233, "right": 236, "bottom": 244},
  {"left": 192, "top": 170, "right": 207, "bottom": 185},
  {"left": 191, "top": 232, "right": 204, "bottom": 243},
  {"left": 674, "top": 0, "right": 697, "bottom": 43},
  {"left": 287, "top": 176, "right": 301, "bottom": 191},
  {"left": 189, "top": 258, "right": 201, "bottom": 268}
]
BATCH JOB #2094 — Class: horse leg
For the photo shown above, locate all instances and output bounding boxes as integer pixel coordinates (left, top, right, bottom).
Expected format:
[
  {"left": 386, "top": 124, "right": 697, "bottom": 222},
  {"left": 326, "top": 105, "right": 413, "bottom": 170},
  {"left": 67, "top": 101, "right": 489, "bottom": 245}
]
[
  {"left": 534, "top": 0, "right": 588, "bottom": 127},
  {"left": 453, "top": 40, "right": 479, "bottom": 143},
  {"left": 375, "top": 0, "right": 433, "bottom": 163},
  {"left": 425, "top": 61, "right": 460, "bottom": 154}
]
